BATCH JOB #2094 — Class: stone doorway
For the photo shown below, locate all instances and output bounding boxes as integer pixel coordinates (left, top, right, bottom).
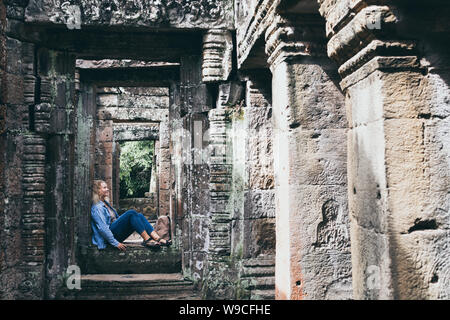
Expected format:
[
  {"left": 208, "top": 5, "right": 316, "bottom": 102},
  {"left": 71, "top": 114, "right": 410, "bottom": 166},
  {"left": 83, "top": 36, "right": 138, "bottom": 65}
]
[
  {"left": 94, "top": 84, "right": 171, "bottom": 243},
  {"left": 73, "top": 60, "right": 183, "bottom": 277}
]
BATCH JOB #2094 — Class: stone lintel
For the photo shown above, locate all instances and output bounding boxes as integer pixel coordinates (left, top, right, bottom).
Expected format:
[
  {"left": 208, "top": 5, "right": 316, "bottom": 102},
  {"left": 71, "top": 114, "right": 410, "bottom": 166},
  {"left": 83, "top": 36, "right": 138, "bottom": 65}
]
[
  {"left": 113, "top": 123, "right": 159, "bottom": 142},
  {"left": 23, "top": 0, "right": 234, "bottom": 30},
  {"left": 76, "top": 59, "right": 180, "bottom": 70}
]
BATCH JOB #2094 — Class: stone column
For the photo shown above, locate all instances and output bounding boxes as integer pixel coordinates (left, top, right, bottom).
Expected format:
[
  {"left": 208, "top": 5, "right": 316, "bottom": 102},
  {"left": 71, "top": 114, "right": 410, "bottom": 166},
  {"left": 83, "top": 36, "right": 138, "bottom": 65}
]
[
  {"left": 265, "top": 14, "right": 351, "bottom": 300},
  {"left": 203, "top": 82, "right": 240, "bottom": 298},
  {"left": 35, "top": 48, "right": 77, "bottom": 298},
  {"left": 178, "top": 55, "right": 212, "bottom": 286},
  {"left": 208, "top": 106, "right": 232, "bottom": 258},
  {"left": 239, "top": 70, "right": 277, "bottom": 300},
  {"left": 319, "top": 1, "right": 450, "bottom": 299}
]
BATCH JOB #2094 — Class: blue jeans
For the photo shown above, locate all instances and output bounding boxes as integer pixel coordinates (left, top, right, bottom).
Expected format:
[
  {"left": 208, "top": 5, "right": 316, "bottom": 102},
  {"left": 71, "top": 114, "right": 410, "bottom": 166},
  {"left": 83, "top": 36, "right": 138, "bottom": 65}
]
[{"left": 110, "top": 210, "right": 154, "bottom": 243}]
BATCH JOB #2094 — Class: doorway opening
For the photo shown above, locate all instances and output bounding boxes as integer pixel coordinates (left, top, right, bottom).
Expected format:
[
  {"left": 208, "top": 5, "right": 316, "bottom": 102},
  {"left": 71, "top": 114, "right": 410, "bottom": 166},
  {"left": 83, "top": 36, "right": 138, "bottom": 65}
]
[
  {"left": 117, "top": 139, "right": 158, "bottom": 221},
  {"left": 119, "top": 140, "right": 156, "bottom": 199}
]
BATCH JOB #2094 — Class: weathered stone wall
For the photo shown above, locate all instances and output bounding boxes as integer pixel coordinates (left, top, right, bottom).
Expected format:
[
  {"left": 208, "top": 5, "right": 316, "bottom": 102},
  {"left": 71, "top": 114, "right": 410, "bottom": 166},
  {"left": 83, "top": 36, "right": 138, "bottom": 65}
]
[
  {"left": 241, "top": 73, "right": 275, "bottom": 261},
  {"left": 234, "top": 0, "right": 353, "bottom": 300},
  {"left": 2, "top": 0, "right": 449, "bottom": 301},
  {"left": 318, "top": 0, "right": 450, "bottom": 299},
  {"left": 1, "top": 0, "right": 26, "bottom": 299},
  {"left": 202, "top": 77, "right": 277, "bottom": 300},
  {"left": 0, "top": 0, "right": 79, "bottom": 298},
  {"left": 1, "top": 25, "right": 79, "bottom": 302},
  {"left": 269, "top": 54, "right": 351, "bottom": 299},
  {"left": 118, "top": 197, "right": 158, "bottom": 220}
]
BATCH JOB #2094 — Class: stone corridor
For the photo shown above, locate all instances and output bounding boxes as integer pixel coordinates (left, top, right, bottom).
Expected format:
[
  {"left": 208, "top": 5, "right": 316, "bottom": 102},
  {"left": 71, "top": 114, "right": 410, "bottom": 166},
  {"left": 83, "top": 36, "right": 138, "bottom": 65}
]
[{"left": 0, "top": 0, "right": 449, "bottom": 300}]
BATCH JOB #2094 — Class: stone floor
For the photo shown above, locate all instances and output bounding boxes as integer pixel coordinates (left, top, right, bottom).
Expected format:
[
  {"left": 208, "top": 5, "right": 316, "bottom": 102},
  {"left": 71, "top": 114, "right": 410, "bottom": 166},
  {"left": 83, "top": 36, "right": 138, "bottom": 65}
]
[
  {"left": 67, "top": 232, "right": 202, "bottom": 300},
  {"left": 64, "top": 273, "right": 201, "bottom": 300}
]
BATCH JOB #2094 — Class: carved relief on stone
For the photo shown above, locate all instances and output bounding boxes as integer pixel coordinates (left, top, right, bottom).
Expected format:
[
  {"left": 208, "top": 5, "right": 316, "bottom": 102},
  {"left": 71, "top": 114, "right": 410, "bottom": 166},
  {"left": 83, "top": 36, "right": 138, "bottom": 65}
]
[
  {"left": 202, "top": 29, "right": 233, "bottom": 83},
  {"left": 25, "top": 0, "right": 233, "bottom": 28},
  {"left": 314, "top": 199, "right": 350, "bottom": 251},
  {"left": 215, "top": 82, "right": 244, "bottom": 108},
  {"left": 34, "top": 103, "right": 52, "bottom": 133},
  {"left": 23, "top": 75, "right": 37, "bottom": 104},
  {"left": 265, "top": 14, "right": 327, "bottom": 68},
  {"left": 22, "top": 134, "right": 47, "bottom": 263}
]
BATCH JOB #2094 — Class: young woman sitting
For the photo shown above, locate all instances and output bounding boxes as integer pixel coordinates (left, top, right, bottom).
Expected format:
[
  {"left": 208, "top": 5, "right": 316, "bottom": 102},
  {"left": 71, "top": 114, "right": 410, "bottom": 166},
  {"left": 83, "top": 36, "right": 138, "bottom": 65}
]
[{"left": 90, "top": 180, "right": 171, "bottom": 251}]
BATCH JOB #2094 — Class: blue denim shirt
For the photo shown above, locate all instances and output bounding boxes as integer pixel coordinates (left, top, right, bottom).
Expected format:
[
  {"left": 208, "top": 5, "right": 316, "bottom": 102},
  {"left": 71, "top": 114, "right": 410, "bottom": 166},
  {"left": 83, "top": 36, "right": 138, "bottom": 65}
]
[{"left": 91, "top": 201, "right": 119, "bottom": 249}]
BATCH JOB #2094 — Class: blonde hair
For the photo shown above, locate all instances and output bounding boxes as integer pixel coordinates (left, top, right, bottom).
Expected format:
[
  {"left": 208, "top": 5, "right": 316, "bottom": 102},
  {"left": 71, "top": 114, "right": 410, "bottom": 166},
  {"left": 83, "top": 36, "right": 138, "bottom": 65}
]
[{"left": 92, "top": 180, "right": 106, "bottom": 204}]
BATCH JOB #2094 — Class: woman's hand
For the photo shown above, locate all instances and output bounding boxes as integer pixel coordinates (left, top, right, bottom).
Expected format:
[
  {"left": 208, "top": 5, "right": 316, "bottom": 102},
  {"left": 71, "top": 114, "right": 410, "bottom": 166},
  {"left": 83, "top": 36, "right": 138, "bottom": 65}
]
[{"left": 116, "top": 243, "right": 127, "bottom": 251}]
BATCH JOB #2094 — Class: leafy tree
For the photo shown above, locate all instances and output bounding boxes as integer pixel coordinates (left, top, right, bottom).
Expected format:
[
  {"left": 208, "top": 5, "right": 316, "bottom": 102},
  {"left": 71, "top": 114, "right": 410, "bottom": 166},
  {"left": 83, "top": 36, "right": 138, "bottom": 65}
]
[{"left": 119, "top": 140, "right": 154, "bottom": 198}]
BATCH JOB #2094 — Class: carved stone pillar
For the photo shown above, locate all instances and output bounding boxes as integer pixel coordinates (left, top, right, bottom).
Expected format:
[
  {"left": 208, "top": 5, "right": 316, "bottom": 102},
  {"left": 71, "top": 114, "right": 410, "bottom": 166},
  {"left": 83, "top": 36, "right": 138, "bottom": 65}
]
[
  {"left": 319, "top": 1, "right": 450, "bottom": 299},
  {"left": 204, "top": 82, "right": 246, "bottom": 298},
  {"left": 34, "top": 48, "right": 77, "bottom": 298},
  {"left": 202, "top": 29, "right": 233, "bottom": 83},
  {"left": 208, "top": 84, "right": 233, "bottom": 259},
  {"left": 239, "top": 70, "right": 276, "bottom": 299},
  {"left": 265, "top": 14, "right": 351, "bottom": 300}
]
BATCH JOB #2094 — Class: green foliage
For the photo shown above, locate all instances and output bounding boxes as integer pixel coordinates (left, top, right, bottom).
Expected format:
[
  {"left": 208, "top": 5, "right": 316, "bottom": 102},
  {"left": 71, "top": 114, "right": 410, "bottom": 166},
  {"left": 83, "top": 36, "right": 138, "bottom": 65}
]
[{"left": 119, "top": 140, "right": 154, "bottom": 198}]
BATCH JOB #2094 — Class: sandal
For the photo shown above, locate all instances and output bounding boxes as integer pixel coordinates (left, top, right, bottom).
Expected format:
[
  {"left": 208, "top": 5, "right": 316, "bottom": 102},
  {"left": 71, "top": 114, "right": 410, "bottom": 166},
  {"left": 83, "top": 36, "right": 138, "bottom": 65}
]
[
  {"left": 142, "top": 238, "right": 160, "bottom": 250},
  {"left": 158, "top": 239, "right": 172, "bottom": 247}
]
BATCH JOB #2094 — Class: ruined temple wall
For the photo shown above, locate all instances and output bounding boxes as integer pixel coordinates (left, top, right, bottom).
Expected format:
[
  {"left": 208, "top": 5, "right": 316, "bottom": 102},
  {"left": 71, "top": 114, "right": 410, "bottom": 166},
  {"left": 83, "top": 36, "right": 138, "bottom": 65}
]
[
  {"left": 1, "top": 0, "right": 446, "bottom": 301},
  {"left": 318, "top": 0, "right": 450, "bottom": 299},
  {"left": 241, "top": 75, "right": 275, "bottom": 261},
  {"left": 74, "top": 81, "right": 96, "bottom": 256},
  {"left": 0, "top": 0, "right": 79, "bottom": 298},
  {"left": 201, "top": 74, "right": 277, "bottom": 299},
  {"left": 1, "top": 1, "right": 45, "bottom": 298},
  {"left": 269, "top": 55, "right": 351, "bottom": 299},
  {"left": 0, "top": 0, "right": 31, "bottom": 298},
  {"left": 235, "top": 0, "right": 352, "bottom": 299},
  {"left": 235, "top": 0, "right": 450, "bottom": 301}
]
